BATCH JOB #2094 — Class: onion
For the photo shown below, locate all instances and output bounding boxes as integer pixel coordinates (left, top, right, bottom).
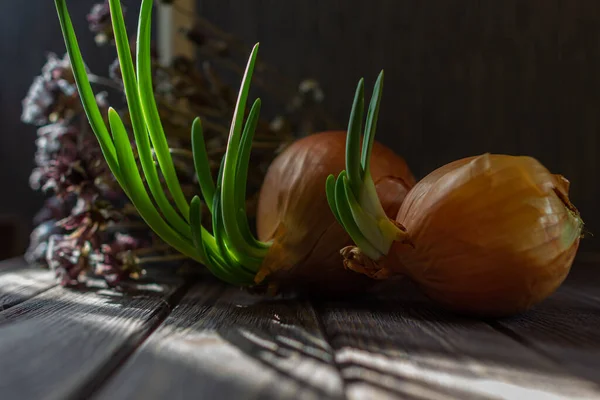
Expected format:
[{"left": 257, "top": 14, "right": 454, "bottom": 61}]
[
  {"left": 384, "top": 154, "right": 583, "bottom": 316},
  {"left": 328, "top": 75, "right": 584, "bottom": 317},
  {"left": 56, "top": 0, "right": 415, "bottom": 294},
  {"left": 255, "top": 130, "right": 414, "bottom": 294}
]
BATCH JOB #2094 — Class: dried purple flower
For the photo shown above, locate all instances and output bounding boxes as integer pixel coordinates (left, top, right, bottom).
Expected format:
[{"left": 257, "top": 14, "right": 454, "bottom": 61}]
[
  {"left": 30, "top": 155, "right": 86, "bottom": 195},
  {"left": 33, "top": 123, "right": 79, "bottom": 166},
  {"left": 90, "top": 233, "right": 147, "bottom": 286},
  {"left": 58, "top": 197, "right": 121, "bottom": 247},
  {"left": 46, "top": 234, "right": 89, "bottom": 286},
  {"left": 21, "top": 53, "right": 79, "bottom": 126},
  {"left": 87, "top": 1, "right": 126, "bottom": 46},
  {"left": 30, "top": 120, "right": 113, "bottom": 199}
]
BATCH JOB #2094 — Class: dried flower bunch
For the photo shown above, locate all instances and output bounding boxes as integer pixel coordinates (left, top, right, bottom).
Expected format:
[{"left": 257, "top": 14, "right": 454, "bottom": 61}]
[{"left": 24, "top": 0, "right": 333, "bottom": 287}]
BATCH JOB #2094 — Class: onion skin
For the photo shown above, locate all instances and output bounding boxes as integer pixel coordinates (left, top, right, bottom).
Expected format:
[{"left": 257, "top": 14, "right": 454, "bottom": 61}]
[
  {"left": 255, "top": 130, "right": 415, "bottom": 295},
  {"left": 384, "top": 153, "right": 583, "bottom": 317}
]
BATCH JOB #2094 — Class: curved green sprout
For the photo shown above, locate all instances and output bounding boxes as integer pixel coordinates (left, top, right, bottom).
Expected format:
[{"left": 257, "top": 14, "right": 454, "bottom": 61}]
[
  {"left": 325, "top": 71, "right": 406, "bottom": 261},
  {"left": 54, "top": 0, "right": 271, "bottom": 285}
]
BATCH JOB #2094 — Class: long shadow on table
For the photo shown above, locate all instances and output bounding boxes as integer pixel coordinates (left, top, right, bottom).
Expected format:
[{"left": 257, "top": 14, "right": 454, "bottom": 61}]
[
  {"left": 2, "top": 266, "right": 600, "bottom": 400},
  {"left": 311, "top": 277, "right": 600, "bottom": 399},
  {"left": 131, "top": 277, "right": 600, "bottom": 400}
]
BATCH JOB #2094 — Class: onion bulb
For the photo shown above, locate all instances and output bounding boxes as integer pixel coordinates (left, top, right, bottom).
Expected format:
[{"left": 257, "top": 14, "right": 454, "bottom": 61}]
[
  {"left": 328, "top": 76, "right": 584, "bottom": 317},
  {"left": 56, "top": 0, "right": 415, "bottom": 294},
  {"left": 256, "top": 130, "right": 415, "bottom": 294},
  {"left": 385, "top": 154, "right": 583, "bottom": 316}
]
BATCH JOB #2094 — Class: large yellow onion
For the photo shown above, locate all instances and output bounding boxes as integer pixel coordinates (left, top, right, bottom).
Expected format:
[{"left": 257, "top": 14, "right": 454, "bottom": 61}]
[
  {"left": 255, "top": 130, "right": 415, "bottom": 295},
  {"left": 384, "top": 154, "right": 584, "bottom": 316}
]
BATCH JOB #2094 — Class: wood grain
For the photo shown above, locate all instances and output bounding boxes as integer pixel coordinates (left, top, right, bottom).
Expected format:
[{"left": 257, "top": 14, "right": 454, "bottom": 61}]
[
  {"left": 95, "top": 281, "right": 344, "bottom": 400},
  {"left": 1, "top": 261, "right": 600, "bottom": 399},
  {"left": 0, "top": 278, "right": 186, "bottom": 400},
  {"left": 0, "top": 258, "right": 55, "bottom": 311},
  {"left": 317, "top": 281, "right": 600, "bottom": 400},
  {"left": 493, "top": 265, "right": 600, "bottom": 388}
]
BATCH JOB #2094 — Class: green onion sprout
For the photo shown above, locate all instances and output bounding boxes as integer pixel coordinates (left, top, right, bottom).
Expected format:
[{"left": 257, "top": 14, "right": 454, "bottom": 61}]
[
  {"left": 54, "top": 0, "right": 272, "bottom": 285},
  {"left": 325, "top": 71, "right": 406, "bottom": 260}
]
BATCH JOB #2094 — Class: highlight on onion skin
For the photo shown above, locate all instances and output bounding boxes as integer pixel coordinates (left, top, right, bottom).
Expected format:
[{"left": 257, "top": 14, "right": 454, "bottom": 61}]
[
  {"left": 328, "top": 73, "right": 584, "bottom": 317},
  {"left": 255, "top": 130, "right": 415, "bottom": 294},
  {"left": 387, "top": 154, "right": 583, "bottom": 317}
]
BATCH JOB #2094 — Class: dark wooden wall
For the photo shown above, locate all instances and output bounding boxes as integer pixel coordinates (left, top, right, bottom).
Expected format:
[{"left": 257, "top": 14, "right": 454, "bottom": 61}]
[
  {"left": 0, "top": 1, "right": 141, "bottom": 255},
  {"left": 198, "top": 0, "right": 600, "bottom": 251}
]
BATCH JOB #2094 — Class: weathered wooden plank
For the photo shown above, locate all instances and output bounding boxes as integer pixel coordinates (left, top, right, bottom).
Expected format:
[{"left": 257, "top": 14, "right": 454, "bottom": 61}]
[
  {"left": 0, "top": 257, "right": 55, "bottom": 311},
  {"left": 0, "top": 256, "right": 33, "bottom": 272},
  {"left": 94, "top": 281, "right": 344, "bottom": 400},
  {"left": 318, "top": 281, "right": 600, "bottom": 400},
  {"left": 493, "top": 263, "right": 600, "bottom": 388},
  {"left": 0, "top": 278, "right": 186, "bottom": 400}
]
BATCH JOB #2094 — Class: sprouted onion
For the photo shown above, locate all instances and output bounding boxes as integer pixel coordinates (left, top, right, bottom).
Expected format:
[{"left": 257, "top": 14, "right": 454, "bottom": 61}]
[
  {"left": 54, "top": 0, "right": 415, "bottom": 293},
  {"left": 328, "top": 79, "right": 585, "bottom": 317},
  {"left": 255, "top": 129, "right": 414, "bottom": 294}
]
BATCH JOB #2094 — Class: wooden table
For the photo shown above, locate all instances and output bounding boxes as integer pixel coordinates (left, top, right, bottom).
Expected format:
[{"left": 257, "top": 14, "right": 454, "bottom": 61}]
[{"left": 1, "top": 256, "right": 600, "bottom": 400}]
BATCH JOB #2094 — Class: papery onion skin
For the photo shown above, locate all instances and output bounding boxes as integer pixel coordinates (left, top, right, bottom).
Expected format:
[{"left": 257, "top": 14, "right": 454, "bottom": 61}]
[
  {"left": 255, "top": 130, "right": 415, "bottom": 295},
  {"left": 386, "top": 153, "right": 583, "bottom": 317}
]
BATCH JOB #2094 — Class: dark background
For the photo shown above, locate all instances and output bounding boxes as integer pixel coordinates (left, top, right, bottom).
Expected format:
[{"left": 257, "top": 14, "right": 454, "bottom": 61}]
[
  {"left": 0, "top": 0, "right": 142, "bottom": 256},
  {"left": 2, "top": 0, "right": 599, "bottom": 254}
]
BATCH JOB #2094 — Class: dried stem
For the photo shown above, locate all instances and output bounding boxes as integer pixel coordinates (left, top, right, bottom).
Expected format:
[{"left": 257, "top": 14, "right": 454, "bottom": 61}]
[{"left": 135, "top": 253, "right": 189, "bottom": 264}]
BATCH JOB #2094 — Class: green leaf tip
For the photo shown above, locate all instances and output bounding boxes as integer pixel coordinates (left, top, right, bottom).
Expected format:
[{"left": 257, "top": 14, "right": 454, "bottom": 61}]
[
  {"left": 136, "top": 0, "right": 190, "bottom": 221},
  {"left": 325, "top": 71, "right": 404, "bottom": 262},
  {"left": 191, "top": 117, "right": 216, "bottom": 214},
  {"left": 345, "top": 78, "right": 365, "bottom": 197},
  {"left": 219, "top": 41, "right": 270, "bottom": 264},
  {"left": 361, "top": 70, "right": 384, "bottom": 179}
]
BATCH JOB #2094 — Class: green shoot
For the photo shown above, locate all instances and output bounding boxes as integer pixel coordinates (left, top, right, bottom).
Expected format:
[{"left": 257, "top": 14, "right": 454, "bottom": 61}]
[
  {"left": 235, "top": 99, "right": 271, "bottom": 252},
  {"left": 345, "top": 79, "right": 365, "bottom": 197},
  {"left": 137, "top": 0, "right": 190, "bottom": 221},
  {"left": 190, "top": 46, "right": 271, "bottom": 276},
  {"left": 109, "top": 0, "right": 191, "bottom": 239},
  {"left": 54, "top": 0, "right": 122, "bottom": 188},
  {"left": 325, "top": 175, "right": 342, "bottom": 226},
  {"left": 219, "top": 44, "right": 271, "bottom": 262},
  {"left": 55, "top": 0, "right": 271, "bottom": 286},
  {"left": 334, "top": 172, "right": 382, "bottom": 259},
  {"left": 189, "top": 197, "right": 253, "bottom": 285},
  {"left": 191, "top": 118, "right": 216, "bottom": 213},
  {"left": 109, "top": 108, "right": 200, "bottom": 260},
  {"left": 55, "top": 0, "right": 200, "bottom": 261},
  {"left": 361, "top": 71, "right": 384, "bottom": 178},
  {"left": 326, "top": 71, "right": 405, "bottom": 260}
]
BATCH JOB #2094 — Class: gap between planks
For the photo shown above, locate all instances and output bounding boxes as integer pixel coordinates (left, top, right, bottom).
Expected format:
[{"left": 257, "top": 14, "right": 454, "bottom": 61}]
[
  {"left": 314, "top": 269, "right": 600, "bottom": 400},
  {"left": 487, "top": 262, "right": 600, "bottom": 390},
  {"left": 0, "top": 257, "right": 56, "bottom": 311},
  {"left": 2, "top": 258, "right": 600, "bottom": 399},
  {"left": 94, "top": 282, "right": 346, "bottom": 400},
  {"left": 0, "top": 273, "right": 192, "bottom": 400}
]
